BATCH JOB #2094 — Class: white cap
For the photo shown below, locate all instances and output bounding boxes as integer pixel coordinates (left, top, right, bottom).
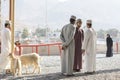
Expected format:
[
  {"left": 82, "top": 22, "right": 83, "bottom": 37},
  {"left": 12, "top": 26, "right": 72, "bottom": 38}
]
[
  {"left": 5, "top": 20, "right": 12, "bottom": 28},
  {"left": 70, "top": 15, "right": 76, "bottom": 20},
  {"left": 5, "top": 20, "right": 11, "bottom": 24},
  {"left": 87, "top": 20, "right": 92, "bottom": 24}
]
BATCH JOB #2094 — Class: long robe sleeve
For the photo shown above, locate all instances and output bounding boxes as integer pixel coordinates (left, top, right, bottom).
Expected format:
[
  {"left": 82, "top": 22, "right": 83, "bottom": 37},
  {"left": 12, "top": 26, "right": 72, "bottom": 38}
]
[
  {"left": 6, "top": 29, "right": 11, "bottom": 43},
  {"left": 82, "top": 30, "right": 84, "bottom": 41},
  {"left": 60, "top": 28, "right": 65, "bottom": 43},
  {"left": 82, "top": 30, "right": 90, "bottom": 50}
]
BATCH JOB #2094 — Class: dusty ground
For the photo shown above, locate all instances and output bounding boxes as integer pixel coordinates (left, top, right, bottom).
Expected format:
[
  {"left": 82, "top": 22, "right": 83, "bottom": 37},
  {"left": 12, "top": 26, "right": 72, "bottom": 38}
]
[{"left": 0, "top": 54, "right": 120, "bottom": 80}]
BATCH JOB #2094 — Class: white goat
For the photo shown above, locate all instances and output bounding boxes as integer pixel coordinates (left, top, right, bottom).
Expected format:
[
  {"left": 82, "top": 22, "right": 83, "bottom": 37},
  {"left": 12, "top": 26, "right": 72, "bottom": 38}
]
[{"left": 19, "top": 53, "right": 40, "bottom": 74}]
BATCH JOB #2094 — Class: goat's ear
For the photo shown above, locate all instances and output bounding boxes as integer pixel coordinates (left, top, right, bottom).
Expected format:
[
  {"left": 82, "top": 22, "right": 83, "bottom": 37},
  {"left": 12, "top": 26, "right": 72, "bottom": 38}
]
[
  {"left": 9, "top": 53, "right": 12, "bottom": 55},
  {"left": 8, "top": 53, "right": 10, "bottom": 57},
  {"left": 8, "top": 53, "right": 12, "bottom": 56}
]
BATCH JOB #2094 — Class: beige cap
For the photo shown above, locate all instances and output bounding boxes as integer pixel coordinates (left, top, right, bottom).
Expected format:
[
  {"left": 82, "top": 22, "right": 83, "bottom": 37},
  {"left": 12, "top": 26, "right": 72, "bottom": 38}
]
[
  {"left": 77, "top": 19, "right": 82, "bottom": 22},
  {"left": 70, "top": 15, "right": 76, "bottom": 20},
  {"left": 87, "top": 20, "right": 92, "bottom": 24}
]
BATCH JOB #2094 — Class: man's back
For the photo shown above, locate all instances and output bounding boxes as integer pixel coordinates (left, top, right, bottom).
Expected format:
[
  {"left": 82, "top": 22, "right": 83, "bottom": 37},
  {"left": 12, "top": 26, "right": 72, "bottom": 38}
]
[
  {"left": 62, "top": 23, "right": 75, "bottom": 41},
  {"left": 1, "top": 28, "right": 11, "bottom": 54}
]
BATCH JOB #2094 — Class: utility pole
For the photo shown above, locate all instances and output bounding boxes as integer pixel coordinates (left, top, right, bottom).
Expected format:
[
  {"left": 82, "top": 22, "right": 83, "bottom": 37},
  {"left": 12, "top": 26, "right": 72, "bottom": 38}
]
[{"left": 0, "top": 0, "right": 1, "bottom": 30}]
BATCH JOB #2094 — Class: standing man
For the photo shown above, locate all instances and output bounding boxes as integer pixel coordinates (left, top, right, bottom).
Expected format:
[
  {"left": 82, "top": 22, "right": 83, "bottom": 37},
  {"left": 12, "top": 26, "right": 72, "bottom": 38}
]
[
  {"left": 73, "top": 19, "right": 84, "bottom": 72},
  {"left": 60, "top": 15, "right": 76, "bottom": 76},
  {"left": 106, "top": 34, "right": 113, "bottom": 57},
  {"left": 82, "top": 20, "right": 96, "bottom": 74},
  {"left": 0, "top": 21, "right": 11, "bottom": 73}
]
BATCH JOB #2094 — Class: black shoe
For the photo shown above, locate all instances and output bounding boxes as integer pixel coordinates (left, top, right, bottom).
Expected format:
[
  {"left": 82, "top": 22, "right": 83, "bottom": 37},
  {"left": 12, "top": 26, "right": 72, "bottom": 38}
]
[
  {"left": 73, "top": 69, "right": 80, "bottom": 72},
  {"left": 61, "top": 73, "right": 65, "bottom": 76},
  {"left": 65, "top": 74, "right": 75, "bottom": 76},
  {"left": 93, "top": 71, "right": 96, "bottom": 73},
  {"left": 85, "top": 72, "right": 94, "bottom": 74}
]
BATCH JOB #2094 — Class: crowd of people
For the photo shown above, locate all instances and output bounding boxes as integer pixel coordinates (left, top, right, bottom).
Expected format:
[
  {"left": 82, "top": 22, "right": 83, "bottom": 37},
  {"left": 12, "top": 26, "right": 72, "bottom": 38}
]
[
  {"left": 60, "top": 15, "right": 113, "bottom": 76},
  {"left": 0, "top": 16, "right": 114, "bottom": 77}
]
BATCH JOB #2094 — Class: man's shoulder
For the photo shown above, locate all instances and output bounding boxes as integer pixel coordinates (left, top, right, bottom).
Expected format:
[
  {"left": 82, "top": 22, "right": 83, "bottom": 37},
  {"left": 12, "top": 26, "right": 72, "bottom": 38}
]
[
  {"left": 4, "top": 28, "right": 10, "bottom": 33},
  {"left": 63, "top": 23, "right": 70, "bottom": 27},
  {"left": 81, "top": 29, "right": 84, "bottom": 32},
  {"left": 62, "top": 24, "right": 75, "bottom": 31},
  {"left": 65, "top": 24, "right": 74, "bottom": 28},
  {"left": 85, "top": 29, "right": 92, "bottom": 34}
]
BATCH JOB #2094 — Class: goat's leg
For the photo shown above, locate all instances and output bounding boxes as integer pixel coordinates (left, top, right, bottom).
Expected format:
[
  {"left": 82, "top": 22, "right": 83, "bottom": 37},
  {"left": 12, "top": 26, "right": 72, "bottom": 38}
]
[
  {"left": 28, "top": 65, "right": 31, "bottom": 73},
  {"left": 36, "top": 62, "right": 40, "bottom": 74},
  {"left": 33, "top": 62, "right": 40, "bottom": 74},
  {"left": 18, "top": 63, "right": 22, "bottom": 76},
  {"left": 37, "top": 66, "right": 40, "bottom": 74},
  {"left": 15, "top": 69, "right": 17, "bottom": 75},
  {"left": 32, "top": 66, "right": 36, "bottom": 74},
  {"left": 13, "top": 69, "right": 16, "bottom": 76},
  {"left": 18, "top": 69, "right": 20, "bottom": 76},
  {"left": 18, "top": 67, "right": 22, "bottom": 76},
  {"left": 32, "top": 65, "right": 40, "bottom": 74},
  {"left": 11, "top": 68, "right": 14, "bottom": 75},
  {"left": 25, "top": 66, "right": 28, "bottom": 74},
  {"left": 11, "top": 65, "right": 15, "bottom": 76}
]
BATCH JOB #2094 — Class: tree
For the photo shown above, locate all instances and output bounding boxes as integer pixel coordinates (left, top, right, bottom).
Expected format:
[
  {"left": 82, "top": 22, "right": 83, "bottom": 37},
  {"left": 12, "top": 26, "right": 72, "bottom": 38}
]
[
  {"left": 35, "top": 27, "right": 41, "bottom": 37},
  {"left": 97, "top": 28, "right": 120, "bottom": 40},
  {"left": 97, "top": 29, "right": 106, "bottom": 39},
  {"left": 21, "top": 28, "right": 29, "bottom": 39},
  {"left": 35, "top": 27, "right": 46, "bottom": 37},
  {"left": 106, "top": 28, "right": 119, "bottom": 38},
  {"left": 54, "top": 28, "right": 61, "bottom": 32}
]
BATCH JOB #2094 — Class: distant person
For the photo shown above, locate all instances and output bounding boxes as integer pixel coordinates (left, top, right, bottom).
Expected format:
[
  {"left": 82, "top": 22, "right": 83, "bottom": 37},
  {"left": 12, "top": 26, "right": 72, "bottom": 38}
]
[
  {"left": 106, "top": 34, "right": 113, "bottom": 57},
  {"left": 60, "top": 15, "right": 76, "bottom": 76},
  {"left": 73, "top": 19, "right": 84, "bottom": 72},
  {"left": 82, "top": 20, "right": 96, "bottom": 74},
  {"left": 0, "top": 21, "right": 11, "bottom": 73}
]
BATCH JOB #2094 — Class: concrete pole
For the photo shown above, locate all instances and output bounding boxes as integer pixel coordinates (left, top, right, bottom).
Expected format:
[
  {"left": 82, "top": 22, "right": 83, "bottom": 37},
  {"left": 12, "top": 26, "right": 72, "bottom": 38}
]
[
  {"left": 9, "top": 0, "right": 15, "bottom": 53},
  {"left": 0, "top": 0, "right": 1, "bottom": 30}
]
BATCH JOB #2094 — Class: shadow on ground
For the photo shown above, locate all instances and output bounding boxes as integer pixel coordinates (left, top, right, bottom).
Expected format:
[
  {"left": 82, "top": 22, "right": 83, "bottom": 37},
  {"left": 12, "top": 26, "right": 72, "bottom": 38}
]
[{"left": 0, "top": 68, "right": 120, "bottom": 80}]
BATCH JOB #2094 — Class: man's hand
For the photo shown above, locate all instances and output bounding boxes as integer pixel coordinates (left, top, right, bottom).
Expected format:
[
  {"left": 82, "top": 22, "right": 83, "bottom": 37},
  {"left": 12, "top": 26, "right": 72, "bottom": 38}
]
[
  {"left": 62, "top": 46, "right": 65, "bottom": 50},
  {"left": 82, "top": 49, "right": 85, "bottom": 55},
  {"left": 62, "top": 46, "right": 67, "bottom": 50}
]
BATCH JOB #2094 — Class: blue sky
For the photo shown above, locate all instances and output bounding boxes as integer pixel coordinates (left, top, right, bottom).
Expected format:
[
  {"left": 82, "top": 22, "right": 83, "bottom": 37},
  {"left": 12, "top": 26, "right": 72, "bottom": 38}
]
[{"left": 1, "top": 0, "right": 120, "bottom": 31}]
